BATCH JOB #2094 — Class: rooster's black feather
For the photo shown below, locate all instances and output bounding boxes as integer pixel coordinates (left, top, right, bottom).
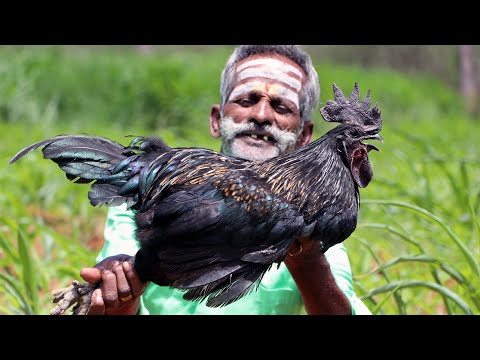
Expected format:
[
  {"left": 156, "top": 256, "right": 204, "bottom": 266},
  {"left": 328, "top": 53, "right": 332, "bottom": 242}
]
[{"left": 10, "top": 82, "right": 382, "bottom": 307}]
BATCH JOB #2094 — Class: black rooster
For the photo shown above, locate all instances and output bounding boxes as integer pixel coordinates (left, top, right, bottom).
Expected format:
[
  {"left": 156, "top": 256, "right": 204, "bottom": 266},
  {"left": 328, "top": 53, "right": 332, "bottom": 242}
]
[{"left": 10, "top": 82, "right": 382, "bottom": 314}]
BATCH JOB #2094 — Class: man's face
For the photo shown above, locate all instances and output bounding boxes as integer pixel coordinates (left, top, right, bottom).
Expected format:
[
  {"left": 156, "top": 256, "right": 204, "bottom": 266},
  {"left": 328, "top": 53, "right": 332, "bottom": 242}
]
[{"left": 211, "top": 54, "right": 312, "bottom": 162}]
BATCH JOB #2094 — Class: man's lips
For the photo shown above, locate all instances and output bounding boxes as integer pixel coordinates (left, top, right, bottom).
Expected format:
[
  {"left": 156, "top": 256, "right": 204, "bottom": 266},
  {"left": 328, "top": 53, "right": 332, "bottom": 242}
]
[{"left": 236, "top": 131, "right": 275, "bottom": 144}]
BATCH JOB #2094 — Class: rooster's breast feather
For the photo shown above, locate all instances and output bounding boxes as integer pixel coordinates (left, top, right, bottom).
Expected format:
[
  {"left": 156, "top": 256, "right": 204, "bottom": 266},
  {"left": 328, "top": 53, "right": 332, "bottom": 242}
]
[
  {"left": 130, "top": 149, "right": 306, "bottom": 306},
  {"left": 135, "top": 148, "right": 307, "bottom": 253}
]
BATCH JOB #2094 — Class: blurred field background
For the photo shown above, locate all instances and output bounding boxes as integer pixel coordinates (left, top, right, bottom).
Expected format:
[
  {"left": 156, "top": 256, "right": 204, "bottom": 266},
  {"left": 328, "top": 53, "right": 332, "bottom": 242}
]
[{"left": 0, "top": 45, "right": 479, "bottom": 315}]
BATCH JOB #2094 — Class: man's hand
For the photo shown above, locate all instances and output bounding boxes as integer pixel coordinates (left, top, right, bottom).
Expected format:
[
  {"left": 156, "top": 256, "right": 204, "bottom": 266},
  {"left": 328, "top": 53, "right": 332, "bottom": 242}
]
[
  {"left": 284, "top": 238, "right": 352, "bottom": 315},
  {"left": 284, "top": 235, "right": 324, "bottom": 264},
  {"left": 80, "top": 254, "right": 149, "bottom": 315}
]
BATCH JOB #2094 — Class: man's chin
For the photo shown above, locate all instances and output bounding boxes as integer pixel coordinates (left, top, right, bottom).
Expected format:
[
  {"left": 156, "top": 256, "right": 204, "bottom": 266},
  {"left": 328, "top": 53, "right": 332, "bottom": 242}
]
[{"left": 225, "top": 138, "right": 280, "bottom": 161}]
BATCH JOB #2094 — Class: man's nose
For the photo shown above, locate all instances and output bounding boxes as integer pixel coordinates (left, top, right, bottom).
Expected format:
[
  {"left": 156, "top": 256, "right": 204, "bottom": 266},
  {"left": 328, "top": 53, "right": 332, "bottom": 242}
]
[{"left": 250, "top": 100, "right": 274, "bottom": 125}]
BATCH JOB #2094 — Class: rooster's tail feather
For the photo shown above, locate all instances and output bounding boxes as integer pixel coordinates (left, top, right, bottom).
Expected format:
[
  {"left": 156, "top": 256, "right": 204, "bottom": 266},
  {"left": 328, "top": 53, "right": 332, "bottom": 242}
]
[{"left": 10, "top": 134, "right": 137, "bottom": 207}]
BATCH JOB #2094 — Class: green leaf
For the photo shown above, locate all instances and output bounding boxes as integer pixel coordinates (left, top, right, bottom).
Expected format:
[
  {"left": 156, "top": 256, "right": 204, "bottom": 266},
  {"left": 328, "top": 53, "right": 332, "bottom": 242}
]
[
  {"left": 371, "top": 282, "right": 404, "bottom": 315},
  {"left": 17, "top": 226, "right": 39, "bottom": 314},
  {"left": 363, "top": 200, "right": 480, "bottom": 280},
  {"left": 361, "top": 280, "right": 473, "bottom": 315},
  {"left": 0, "top": 272, "right": 33, "bottom": 314},
  {"left": 356, "top": 238, "right": 406, "bottom": 314},
  {"left": 0, "top": 228, "right": 19, "bottom": 263}
]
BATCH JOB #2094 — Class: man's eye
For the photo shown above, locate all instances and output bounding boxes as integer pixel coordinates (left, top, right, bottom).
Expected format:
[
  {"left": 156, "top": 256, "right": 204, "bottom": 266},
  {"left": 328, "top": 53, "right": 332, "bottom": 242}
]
[
  {"left": 238, "top": 99, "right": 255, "bottom": 107},
  {"left": 274, "top": 105, "right": 290, "bottom": 114}
]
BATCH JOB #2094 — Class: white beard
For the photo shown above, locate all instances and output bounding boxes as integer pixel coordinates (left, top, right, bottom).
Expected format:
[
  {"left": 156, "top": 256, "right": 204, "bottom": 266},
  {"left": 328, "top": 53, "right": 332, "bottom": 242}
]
[{"left": 219, "top": 116, "right": 302, "bottom": 162}]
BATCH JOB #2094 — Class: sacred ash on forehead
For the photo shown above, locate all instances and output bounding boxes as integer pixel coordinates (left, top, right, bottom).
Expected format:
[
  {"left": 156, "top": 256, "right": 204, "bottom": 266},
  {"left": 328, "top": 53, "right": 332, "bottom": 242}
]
[{"left": 228, "top": 58, "right": 304, "bottom": 108}]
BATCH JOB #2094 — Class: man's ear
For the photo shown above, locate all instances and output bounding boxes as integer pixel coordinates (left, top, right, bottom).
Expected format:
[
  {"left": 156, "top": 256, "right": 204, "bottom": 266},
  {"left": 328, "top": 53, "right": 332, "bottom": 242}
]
[
  {"left": 210, "top": 105, "right": 222, "bottom": 138},
  {"left": 297, "top": 120, "right": 313, "bottom": 147}
]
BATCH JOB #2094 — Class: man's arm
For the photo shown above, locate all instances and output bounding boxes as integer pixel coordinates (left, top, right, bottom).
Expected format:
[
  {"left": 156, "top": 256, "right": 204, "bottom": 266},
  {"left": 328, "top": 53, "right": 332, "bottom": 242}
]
[{"left": 284, "top": 240, "right": 369, "bottom": 315}]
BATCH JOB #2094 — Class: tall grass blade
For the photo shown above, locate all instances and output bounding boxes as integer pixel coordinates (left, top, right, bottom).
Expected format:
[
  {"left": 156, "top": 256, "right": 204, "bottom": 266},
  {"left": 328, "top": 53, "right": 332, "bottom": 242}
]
[
  {"left": 422, "top": 159, "right": 433, "bottom": 210},
  {"left": 0, "top": 272, "right": 33, "bottom": 314},
  {"left": 361, "top": 280, "right": 473, "bottom": 314},
  {"left": 357, "top": 238, "right": 406, "bottom": 314},
  {"left": 371, "top": 282, "right": 404, "bottom": 315},
  {"left": 459, "top": 160, "right": 470, "bottom": 208},
  {"left": 469, "top": 198, "right": 480, "bottom": 241},
  {"left": 17, "top": 226, "right": 39, "bottom": 314},
  {"left": 359, "top": 223, "right": 422, "bottom": 251},
  {"left": 436, "top": 160, "right": 464, "bottom": 208},
  {"left": 356, "top": 224, "right": 457, "bottom": 313},
  {"left": 363, "top": 200, "right": 480, "bottom": 279},
  {"left": 356, "top": 255, "right": 466, "bottom": 314},
  {"left": 0, "top": 304, "right": 18, "bottom": 315},
  {"left": 0, "top": 229, "right": 19, "bottom": 263},
  {"left": 355, "top": 255, "right": 439, "bottom": 278}
]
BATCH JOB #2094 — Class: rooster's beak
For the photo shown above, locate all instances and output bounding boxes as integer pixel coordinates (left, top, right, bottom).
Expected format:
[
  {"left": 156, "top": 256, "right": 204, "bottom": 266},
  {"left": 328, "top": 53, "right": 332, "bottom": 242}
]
[
  {"left": 366, "top": 134, "right": 383, "bottom": 142},
  {"left": 364, "top": 134, "right": 383, "bottom": 152}
]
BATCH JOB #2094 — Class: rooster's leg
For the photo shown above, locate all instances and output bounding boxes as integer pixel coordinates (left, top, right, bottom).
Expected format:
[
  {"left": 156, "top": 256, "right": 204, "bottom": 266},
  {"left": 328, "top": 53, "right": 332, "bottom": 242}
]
[{"left": 50, "top": 281, "right": 98, "bottom": 315}]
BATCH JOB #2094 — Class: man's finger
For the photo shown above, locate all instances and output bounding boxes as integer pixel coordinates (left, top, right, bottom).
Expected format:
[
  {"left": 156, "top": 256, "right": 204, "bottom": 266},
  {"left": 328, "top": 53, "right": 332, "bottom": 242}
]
[
  {"left": 123, "top": 261, "right": 147, "bottom": 298},
  {"left": 101, "top": 270, "right": 119, "bottom": 306},
  {"left": 112, "top": 262, "right": 132, "bottom": 301},
  {"left": 80, "top": 267, "right": 102, "bottom": 284},
  {"left": 87, "top": 288, "right": 106, "bottom": 315}
]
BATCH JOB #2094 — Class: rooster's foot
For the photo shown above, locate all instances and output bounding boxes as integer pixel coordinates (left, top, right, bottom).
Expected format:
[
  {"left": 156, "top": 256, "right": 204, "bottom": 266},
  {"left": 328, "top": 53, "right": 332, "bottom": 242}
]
[{"left": 50, "top": 280, "right": 97, "bottom": 315}]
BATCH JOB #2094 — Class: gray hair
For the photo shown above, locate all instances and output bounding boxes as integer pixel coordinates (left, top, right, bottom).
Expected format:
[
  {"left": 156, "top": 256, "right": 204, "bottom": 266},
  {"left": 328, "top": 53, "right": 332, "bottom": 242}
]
[{"left": 219, "top": 45, "right": 320, "bottom": 124}]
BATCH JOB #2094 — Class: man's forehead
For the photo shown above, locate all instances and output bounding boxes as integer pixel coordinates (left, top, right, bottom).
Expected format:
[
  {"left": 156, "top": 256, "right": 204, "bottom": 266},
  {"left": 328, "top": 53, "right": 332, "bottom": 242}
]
[
  {"left": 236, "top": 54, "right": 304, "bottom": 76},
  {"left": 236, "top": 55, "right": 304, "bottom": 85},
  {"left": 230, "top": 54, "right": 305, "bottom": 107},
  {"left": 236, "top": 55, "right": 304, "bottom": 79}
]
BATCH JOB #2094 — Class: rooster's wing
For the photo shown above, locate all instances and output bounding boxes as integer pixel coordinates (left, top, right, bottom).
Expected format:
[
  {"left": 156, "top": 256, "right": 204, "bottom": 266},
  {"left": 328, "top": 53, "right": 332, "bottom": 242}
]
[{"left": 131, "top": 148, "right": 306, "bottom": 307}]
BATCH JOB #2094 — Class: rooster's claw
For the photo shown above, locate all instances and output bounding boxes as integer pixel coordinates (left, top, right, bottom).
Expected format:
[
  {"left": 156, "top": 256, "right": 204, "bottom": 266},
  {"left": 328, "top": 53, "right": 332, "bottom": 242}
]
[{"left": 50, "top": 280, "right": 96, "bottom": 315}]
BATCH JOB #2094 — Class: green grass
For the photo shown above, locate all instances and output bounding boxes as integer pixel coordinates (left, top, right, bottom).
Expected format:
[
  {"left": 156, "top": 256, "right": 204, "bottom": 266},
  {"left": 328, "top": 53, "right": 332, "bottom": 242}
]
[{"left": 0, "top": 46, "right": 479, "bottom": 314}]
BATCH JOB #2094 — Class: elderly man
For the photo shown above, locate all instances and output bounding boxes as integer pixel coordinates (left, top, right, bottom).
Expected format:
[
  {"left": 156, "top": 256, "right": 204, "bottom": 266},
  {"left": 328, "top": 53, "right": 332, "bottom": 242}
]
[{"left": 80, "top": 45, "right": 371, "bottom": 315}]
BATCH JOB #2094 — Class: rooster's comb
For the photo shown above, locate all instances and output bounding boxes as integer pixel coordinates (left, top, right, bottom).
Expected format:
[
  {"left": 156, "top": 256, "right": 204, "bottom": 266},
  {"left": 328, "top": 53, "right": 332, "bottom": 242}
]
[{"left": 320, "top": 82, "right": 382, "bottom": 133}]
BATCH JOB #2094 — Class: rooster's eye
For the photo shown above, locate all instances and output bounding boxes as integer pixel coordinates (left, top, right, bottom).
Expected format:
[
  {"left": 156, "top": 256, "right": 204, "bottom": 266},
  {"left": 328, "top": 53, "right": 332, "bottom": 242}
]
[{"left": 349, "top": 129, "right": 360, "bottom": 138}]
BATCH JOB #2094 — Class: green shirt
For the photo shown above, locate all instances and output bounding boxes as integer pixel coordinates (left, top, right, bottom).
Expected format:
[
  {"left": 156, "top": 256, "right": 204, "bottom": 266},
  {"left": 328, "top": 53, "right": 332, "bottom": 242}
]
[{"left": 97, "top": 205, "right": 371, "bottom": 315}]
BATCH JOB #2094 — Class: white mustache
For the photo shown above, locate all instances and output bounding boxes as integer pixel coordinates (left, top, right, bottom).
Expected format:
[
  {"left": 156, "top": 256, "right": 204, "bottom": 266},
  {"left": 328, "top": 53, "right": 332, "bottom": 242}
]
[{"left": 219, "top": 116, "right": 301, "bottom": 154}]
